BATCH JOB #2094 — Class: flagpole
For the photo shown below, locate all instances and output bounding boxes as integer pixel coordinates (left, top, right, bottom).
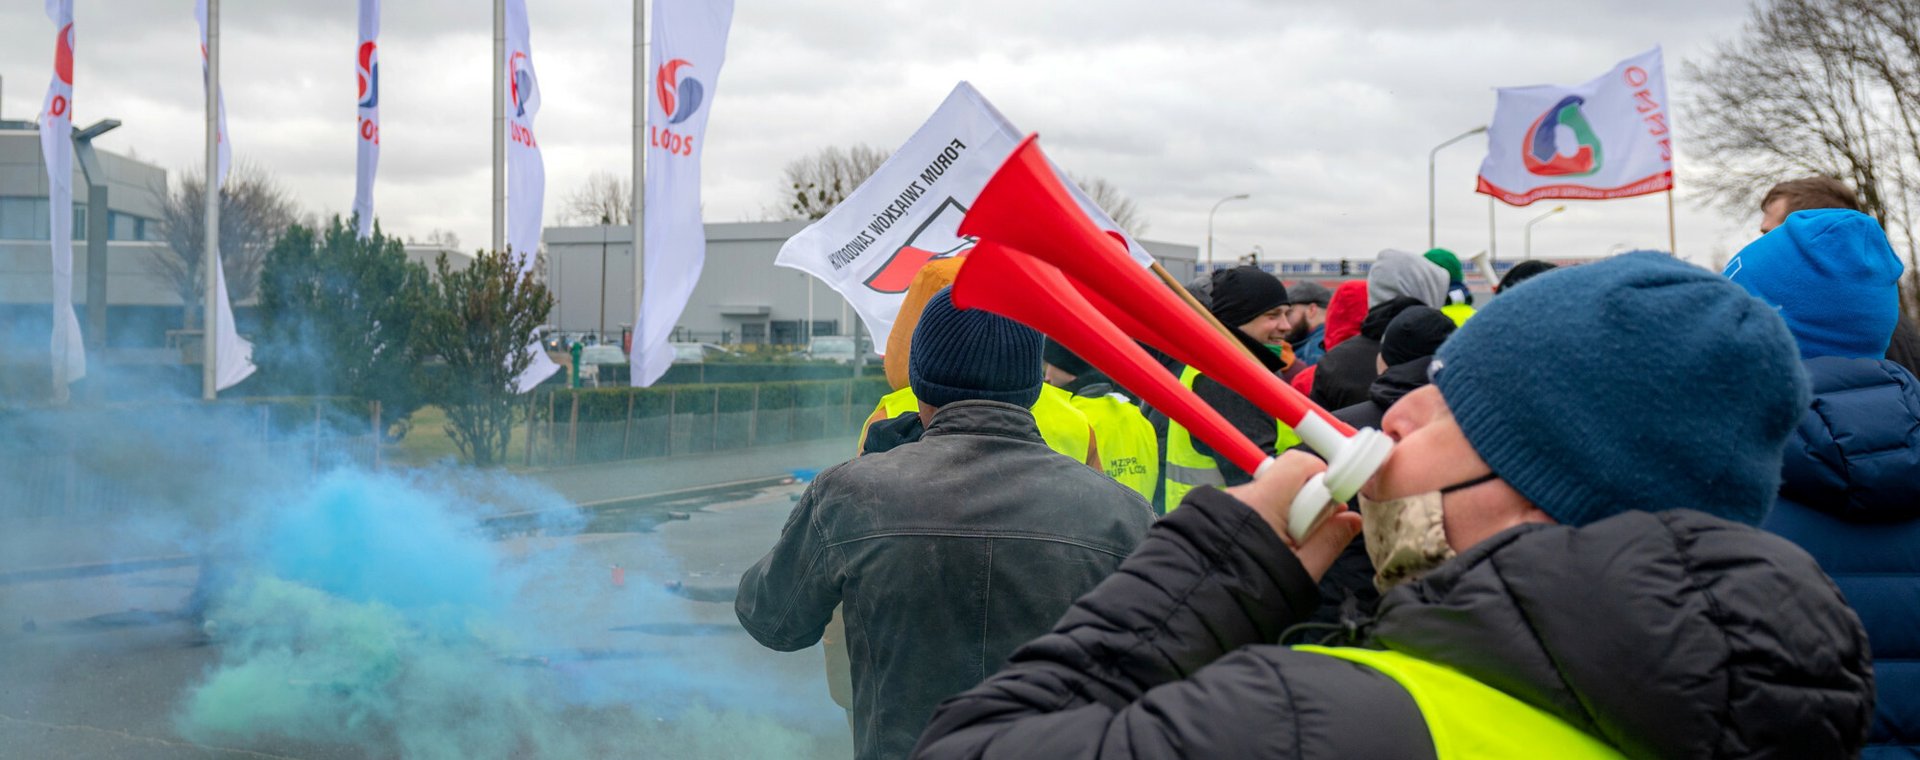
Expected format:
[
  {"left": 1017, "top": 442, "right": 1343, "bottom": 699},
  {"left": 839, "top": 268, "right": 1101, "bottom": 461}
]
[
  {"left": 1666, "top": 188, "right": 1678, "bottom": 257},
  {"left": 202, "top": 0, "right": 220, "bottom": 401},
  {"left": 491, "top": 0, "right": 505, "bottom": 254},
  {"left": 631, "top": 0, "right": 645, "bottom": 370}
]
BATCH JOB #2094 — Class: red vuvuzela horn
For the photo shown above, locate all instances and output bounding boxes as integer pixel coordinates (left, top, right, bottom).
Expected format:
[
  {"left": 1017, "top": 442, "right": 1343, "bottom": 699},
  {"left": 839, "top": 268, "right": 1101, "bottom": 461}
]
[
  {"left": 949, "top": 242, "right": 1272, "bottom": 481},
  {"left": 959, "top": 135, "right": 1394, "bottom": 532}
]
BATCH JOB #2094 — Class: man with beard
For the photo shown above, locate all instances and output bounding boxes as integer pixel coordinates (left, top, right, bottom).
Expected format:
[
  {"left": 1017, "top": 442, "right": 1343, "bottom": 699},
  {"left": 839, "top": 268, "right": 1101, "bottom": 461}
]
[
  {"left": 1282, "top": 281, "right": 1333, "bottom": 371},
  {"left": 914, "top": 254, "right": 1874, "bottom": 759}
]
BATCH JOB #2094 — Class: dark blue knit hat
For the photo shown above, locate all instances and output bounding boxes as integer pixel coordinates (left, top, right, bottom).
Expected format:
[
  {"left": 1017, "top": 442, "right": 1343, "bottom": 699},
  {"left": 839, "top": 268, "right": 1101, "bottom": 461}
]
[
  {"left": 910, "top": 287, "right": 1044, "bottom": 409},
  {"left": 1434, "top": 253, "right": 1809, "bottom": 527}
]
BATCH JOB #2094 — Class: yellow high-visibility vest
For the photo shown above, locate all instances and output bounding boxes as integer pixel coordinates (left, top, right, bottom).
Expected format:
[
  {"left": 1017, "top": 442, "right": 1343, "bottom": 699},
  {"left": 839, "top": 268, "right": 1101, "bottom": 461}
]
[
  {"left": 1163, "top": 365, "right": 1299, "bottom": 510},
  {"left": 862, "top": 385, "right": 1091, "bottom": 462},
  {"left": 1298, "top": 646, "right": 1626, "bottom": 759},
  {"left": 1068, "top": 389, "right": 1157, "bottom": 500}
]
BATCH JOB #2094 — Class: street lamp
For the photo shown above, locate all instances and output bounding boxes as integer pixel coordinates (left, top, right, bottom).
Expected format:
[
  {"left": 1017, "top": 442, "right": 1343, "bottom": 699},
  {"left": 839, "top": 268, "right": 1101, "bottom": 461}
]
[
  {"left": 1207, "top": 193, "right": 1250, "bottom": 272},
  {"left": 1428, "top": 125, "right": 1488, "bottom": 250},
  {"left": 72, "top": 118, "right": 122, "bottom": 350},
  {"left": 1523, "top": 205, "right": 1567, "bottom": 260}
]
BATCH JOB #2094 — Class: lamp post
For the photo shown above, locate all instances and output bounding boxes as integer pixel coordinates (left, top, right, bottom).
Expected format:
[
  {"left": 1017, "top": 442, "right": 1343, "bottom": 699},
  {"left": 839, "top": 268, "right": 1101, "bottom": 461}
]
[
  {"left": 1206, "top": 193, "right": 1250, "bottom": 272},
  {"left": 1428, "top": 125, "right": 1488, "bottom": 250},
  {"left": 1523, "top": 205, "right": 1567, "bottom": 260},
  {"left": 72, "top": 118, "right": 121, "bottom": 350}
]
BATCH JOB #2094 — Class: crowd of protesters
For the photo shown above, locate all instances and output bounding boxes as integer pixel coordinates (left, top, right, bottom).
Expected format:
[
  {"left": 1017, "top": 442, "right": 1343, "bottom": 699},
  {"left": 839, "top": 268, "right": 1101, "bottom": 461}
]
[{"left": 737, "top": 176, "right": 1919, "bottom": 759}]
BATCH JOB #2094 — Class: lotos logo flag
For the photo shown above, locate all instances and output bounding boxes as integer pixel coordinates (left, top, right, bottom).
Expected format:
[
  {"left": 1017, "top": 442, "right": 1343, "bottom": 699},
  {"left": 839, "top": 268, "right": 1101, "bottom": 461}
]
[
  {"left": 655, "top": 59, "right": 704, "bottom": 125},
  {"left": 633, "top": 0, "right": 735, "bottom": 387},
  {"left": 774, "top": 82, "right": 1154, "bottom": 351},
  {"left": 1476, "top": 47, "right": 1672, "bottom": 207},
  {"left": 1522, "top": 95, "right": 1600, "bottom": 176},
  {"left": 352, "top": 0, "right": 380, "bottom": 239},
  {"left": 41, "top": 0, "right": 85, "bottom": 388},
  {"left": 503, "top": 0, "right": 561, "bottom": 392}
]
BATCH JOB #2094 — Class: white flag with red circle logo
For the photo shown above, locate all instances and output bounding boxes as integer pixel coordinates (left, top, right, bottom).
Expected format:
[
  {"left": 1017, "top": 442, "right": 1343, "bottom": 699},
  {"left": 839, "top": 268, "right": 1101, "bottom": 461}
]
[
  {"left": 1476, "top": 47, "right": 1673, "bottom": 207},
  {"left": 194, "top": 0, "right": 256, "bottom": 391},
  {"left": 774, "top": 82, "right": 1155, "bottom": 352},
  {"left": 631, "top": 0, "right": 736, "bottom": 387},
  {"left": 353, "top": 0, "right": 379, "bottom": 238},
  {"left": 503, "top": 0, "right": 561, "bottom": 392},
  {"left": 41, "top": 0, "right": 85, "bottom": 388}
]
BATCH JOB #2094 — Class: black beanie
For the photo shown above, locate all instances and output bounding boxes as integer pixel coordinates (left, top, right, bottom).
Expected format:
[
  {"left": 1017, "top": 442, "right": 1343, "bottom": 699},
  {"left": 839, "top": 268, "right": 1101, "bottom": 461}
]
[
  {"left": 1208, "top": 266, "right": 1289, "bottom": 327},
  {"left": 1043, "top": 339, "right": 1092, "bottom": 377},
  {"left": 1497, "top": 260, "right": 1558, "bottom": 294},
  {"left": 910, "top": 288, "right": 1044, "bottom": 409},
  {"left": 1380, "top": 306, "right": 1456, "bottom": 367}
]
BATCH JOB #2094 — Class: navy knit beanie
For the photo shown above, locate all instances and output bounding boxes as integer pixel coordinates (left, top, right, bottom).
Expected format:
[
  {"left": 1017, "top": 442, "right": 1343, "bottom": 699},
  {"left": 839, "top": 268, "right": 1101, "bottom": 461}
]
[
  {"left": 1434, "top": 253, "right": 1809, "bottom": 527},
  {"left": 910, "top": 287, "right": 1044, "bottom": 409}
]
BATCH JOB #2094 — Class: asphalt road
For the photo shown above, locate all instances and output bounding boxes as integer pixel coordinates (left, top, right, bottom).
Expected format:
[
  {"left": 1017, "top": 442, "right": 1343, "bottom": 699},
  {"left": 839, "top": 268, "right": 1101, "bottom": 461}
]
[{"left": 0, "top": 484, "right": 852, "bottom": 760}]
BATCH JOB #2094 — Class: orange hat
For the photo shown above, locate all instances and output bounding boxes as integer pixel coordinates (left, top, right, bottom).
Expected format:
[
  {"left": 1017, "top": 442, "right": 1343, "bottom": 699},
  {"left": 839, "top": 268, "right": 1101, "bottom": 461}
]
[{"left": 884, "top": 257, "right": 966, "bottom": 391}]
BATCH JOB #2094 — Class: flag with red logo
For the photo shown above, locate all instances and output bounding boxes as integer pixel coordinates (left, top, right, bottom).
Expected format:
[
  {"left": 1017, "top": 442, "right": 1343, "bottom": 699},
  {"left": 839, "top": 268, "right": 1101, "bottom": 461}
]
[
  {"left": 774, "top": 82, "right": 1155, "bottom": 352},
  {"left": 1476, "top": 47, "right": 1673, "bottom": 206},
  {"left": 41, "top": 0, "right": 85, "bottom": 388},
  {"left": 504, "top": 0, "right": 561, "bottom": 391},
  {"left": 631, "top": 0, "right": 735, "bottom": 387},
  {"left": 352, "top": 0, "right": 379, "bottom": 238},
  {"left": 195, "top": 0, "right": 256, "bottom": 391}
]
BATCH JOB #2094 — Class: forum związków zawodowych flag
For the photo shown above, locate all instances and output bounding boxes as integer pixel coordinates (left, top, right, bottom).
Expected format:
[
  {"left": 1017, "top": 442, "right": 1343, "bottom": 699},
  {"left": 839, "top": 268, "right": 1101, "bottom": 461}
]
[
  {"left": 1476, "top": 47, "right": 1672, "bottom": 207},
  {"left": 352, "top": 0, "right": 379, "bottom": 238},
  {"left": 774, "top": 82, "right": 1154, "bottom": 351},
  {"left": 195, "top": 0, "right": 256, "bottom": 390},
  {"left": 632, "top": 0, "right": 735, "bottom": 387},
  {"left": 504, "top": 0, "right": 562, "bottom": 392},
  {"left": 41, "top": 0, "right": 85, "bottom": 388}
]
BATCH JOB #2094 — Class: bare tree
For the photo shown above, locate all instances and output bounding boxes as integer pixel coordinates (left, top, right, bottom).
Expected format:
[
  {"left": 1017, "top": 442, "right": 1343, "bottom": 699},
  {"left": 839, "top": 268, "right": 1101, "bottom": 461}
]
[
  {"left": 1070, "top": 173, "right": 1149, "bottom": 237},
  {"left": 563, "top": 170, "right": 632, "bottom": 225},
  {"left": 1687, "top": 0, "right": 1920, "bottom": 308},
  {"left": 774, "top": 144, "right": 892, "bottom": 220},
  {"left": 153, "top": 162, "right": 300, "bottom": 326}
]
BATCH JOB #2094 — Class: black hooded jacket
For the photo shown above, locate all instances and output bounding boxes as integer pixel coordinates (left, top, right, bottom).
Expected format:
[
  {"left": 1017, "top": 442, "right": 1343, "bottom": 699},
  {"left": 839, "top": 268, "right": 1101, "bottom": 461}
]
[
  {"left": 913, "top": 489, "right": 1874, "bottom": 759},
  {"left": 1309, "top": 296, "right": 1422, "bottom": 411}
]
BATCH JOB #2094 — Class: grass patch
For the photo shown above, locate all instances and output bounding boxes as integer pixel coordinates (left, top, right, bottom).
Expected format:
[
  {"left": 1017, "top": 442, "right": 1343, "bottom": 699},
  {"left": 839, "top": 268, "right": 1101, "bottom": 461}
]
[{"left": 385, "top": 405, "right": 529, "bottom": 471}]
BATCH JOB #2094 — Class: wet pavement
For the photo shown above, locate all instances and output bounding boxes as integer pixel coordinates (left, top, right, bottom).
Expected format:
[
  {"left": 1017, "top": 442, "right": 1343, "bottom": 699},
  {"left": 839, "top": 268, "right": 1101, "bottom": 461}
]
[{"left": 0, "top": 483, "right": 853, "bottom": 759}]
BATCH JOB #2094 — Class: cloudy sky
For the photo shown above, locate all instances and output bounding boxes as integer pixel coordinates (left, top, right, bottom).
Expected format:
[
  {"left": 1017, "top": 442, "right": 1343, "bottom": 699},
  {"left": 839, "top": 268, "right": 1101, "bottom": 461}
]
[{"left": 0, "top": 0, "right": 1763, "bottom": 268}]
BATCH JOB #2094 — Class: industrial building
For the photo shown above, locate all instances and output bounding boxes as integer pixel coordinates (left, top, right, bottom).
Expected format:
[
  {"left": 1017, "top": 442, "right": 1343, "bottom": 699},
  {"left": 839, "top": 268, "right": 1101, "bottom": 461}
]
[
  {"left": 0, "top": 117, "right": 178, "bottom": 352},
  {"left": 542, "top": 222, "right": 1202, "bottom": 347}
]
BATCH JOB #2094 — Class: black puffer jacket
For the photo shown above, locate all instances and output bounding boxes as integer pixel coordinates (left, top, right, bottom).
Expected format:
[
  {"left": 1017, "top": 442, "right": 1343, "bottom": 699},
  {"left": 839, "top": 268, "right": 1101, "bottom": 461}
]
[
  {"left": 1309, "top": 296, "right": 1422, "bottom": 411},
  {"left": 914, "top": 489, "right": 1874, "bottom": 759}
]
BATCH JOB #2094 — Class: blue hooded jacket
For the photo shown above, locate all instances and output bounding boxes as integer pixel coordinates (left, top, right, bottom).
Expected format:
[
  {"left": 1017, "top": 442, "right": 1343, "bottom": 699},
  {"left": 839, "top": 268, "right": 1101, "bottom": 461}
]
[{"left": 1762, "top": 356, "right": 1920, "bottom": 757}]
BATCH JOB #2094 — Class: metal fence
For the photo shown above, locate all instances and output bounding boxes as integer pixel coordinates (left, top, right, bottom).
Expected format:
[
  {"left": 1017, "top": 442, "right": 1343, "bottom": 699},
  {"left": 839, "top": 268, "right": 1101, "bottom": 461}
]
[
  {"left": 1, "top": 399, "right": 382, "bottom": 520},
  {"left": 524, "top": 379, "right": 872, "bottom": 469}
]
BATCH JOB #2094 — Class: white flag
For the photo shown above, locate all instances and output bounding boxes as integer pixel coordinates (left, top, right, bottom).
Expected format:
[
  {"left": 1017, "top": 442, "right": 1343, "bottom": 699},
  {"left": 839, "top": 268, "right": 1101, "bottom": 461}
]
[
  {"left": 1476, "top": 47, "right": 1673, "bottom": 207},
  {"left": 774, "top": 82, "right": 1154, "bottom": 350},
  {"left": 504, "top": 0, "right": 561, "bottom": 392},
  {"left": 632, "top": 0, "right": 735, "bottom": 387},
  {"left": 41, "top": 0, "right": 85, "bottom": 388},
  {"left": 352, "top": 0, "right": 379, "bottom": 238},
  {"left": 196, "top": 0, "right": 255, "bottom": 391}
]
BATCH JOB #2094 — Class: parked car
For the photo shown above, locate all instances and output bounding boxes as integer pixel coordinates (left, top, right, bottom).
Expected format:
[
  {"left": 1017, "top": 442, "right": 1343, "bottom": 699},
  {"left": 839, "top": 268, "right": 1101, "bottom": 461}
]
[{"left": 671, "top": 342, "right": 736, "bottom": 364}]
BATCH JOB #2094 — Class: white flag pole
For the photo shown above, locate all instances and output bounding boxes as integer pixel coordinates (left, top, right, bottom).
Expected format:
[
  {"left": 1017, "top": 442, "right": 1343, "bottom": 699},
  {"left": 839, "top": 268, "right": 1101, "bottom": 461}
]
[
  {"left": 492, "top": 0, "right": 505, "bottom": 254},
  {"left": 632, "top": 0, "right": 645, "bottom": 356},
  {"left": 202, "top": 0, "right": 220, "bottom": 401}
]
